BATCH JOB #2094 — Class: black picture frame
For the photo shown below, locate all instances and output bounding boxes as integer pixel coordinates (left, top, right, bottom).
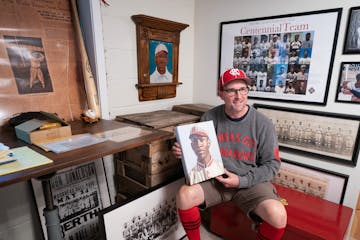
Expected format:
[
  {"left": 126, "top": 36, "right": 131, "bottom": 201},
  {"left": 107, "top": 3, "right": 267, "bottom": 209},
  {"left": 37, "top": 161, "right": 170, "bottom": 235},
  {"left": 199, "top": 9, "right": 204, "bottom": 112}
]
[
  {"left": 219, "top": 8, "right": 342, "bottom": 105},
  {"left": 253, "top": 103, "right": 360, "bottom": 166},
  {"left": 335, "top": 62, "right": 360, "bottom": 103},
  {"left": 99, "top": 177, "right": 185, "bottom": 240},
  {"left": 274, "top": 159, "right": 348, "bottom": 204},
  {"left": 343, "top": 6, "right": 360, "bottom": 54}
]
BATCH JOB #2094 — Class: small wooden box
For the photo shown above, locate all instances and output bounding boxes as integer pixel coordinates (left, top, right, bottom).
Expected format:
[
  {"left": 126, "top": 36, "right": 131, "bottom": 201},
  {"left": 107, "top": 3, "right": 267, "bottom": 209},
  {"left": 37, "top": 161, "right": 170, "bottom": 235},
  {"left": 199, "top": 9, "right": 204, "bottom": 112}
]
[
  {"left": 172, "top": 103, "right": 214, "bottom": 116},
  {"left": 116, "top": 110, "right": 200, "bottom": 132}
]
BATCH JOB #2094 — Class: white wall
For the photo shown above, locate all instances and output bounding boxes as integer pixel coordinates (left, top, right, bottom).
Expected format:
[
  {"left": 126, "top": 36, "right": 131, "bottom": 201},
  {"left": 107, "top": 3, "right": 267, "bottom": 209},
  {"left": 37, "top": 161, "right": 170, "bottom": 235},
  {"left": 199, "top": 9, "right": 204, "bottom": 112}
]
[
  {"left": 100, "top": 0, "right": 195, "bottom": 118},
  {"left": 194, "top": 0, "right": 360, "bottom": 238},
  {"left": 1, "top": 1, "right": 360, "bottom": 239},
  {"left": 195, "top": 0, "right": 360, "bottom": 206}
]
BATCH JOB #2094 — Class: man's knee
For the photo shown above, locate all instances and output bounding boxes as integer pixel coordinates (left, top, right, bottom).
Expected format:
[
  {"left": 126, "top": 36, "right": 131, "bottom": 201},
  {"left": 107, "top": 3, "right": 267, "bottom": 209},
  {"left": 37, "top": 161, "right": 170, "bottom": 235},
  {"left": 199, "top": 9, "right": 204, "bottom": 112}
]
[
  {"left": 176, "top": 184, "right": 204, "bottom": 209},
  {"left": 255, "top": 199, "right": 287, "bottom": 228}
]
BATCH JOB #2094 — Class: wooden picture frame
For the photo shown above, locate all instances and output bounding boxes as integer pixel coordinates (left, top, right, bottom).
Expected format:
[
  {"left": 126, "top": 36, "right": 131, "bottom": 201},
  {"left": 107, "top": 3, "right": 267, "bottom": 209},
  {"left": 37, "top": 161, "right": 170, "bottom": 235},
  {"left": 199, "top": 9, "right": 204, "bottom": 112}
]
[
  {"left": 253, "top": 104, "right": 360, "bottom": 166},
  {"left": 132, "top": 15, "right": 188, "bottom": 101},
  {"left": 219, "top": 8, "right": 342, "bottom": 105},
  {"left": 343, "top": 6, "right": 360, "bottom": 54},
  {"left": 274, "top": 159, "right": 348, "bottom": 204},
  {"left": 99, "top": 177, "right": 185, "bottom": 240},
  {"left": 335, "top": 62, "right": 360, "bottom": 103}
]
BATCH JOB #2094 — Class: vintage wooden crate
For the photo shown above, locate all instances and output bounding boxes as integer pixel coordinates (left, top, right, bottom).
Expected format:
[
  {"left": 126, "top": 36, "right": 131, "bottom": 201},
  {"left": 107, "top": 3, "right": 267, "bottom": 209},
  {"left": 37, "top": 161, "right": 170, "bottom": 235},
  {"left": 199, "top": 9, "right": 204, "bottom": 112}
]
[
  {"left": 117, "top": 160, "right": 183, "bottom": 187},
  {"left": 115, "top": 139, "right": 180, "bottom": 175},
  {"left": 115, "top": 110, "right": 198, "bottom": 188},
  {"left": 172, "top": 103, "right": 214, "bottom": 116}
]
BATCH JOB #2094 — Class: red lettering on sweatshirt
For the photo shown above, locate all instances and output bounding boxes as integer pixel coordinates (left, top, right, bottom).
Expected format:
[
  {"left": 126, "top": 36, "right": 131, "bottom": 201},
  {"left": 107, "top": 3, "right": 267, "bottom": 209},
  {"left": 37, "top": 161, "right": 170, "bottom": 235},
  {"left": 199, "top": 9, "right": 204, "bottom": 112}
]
[
  {"left": 220, "top": 148, "right": 255, "bottom": 161},
  {"left": 218, "top": 132, "right": 255, "bottom": 146},
  {"left": 242, "top": 135, "right": 256, "bottom": 148}
]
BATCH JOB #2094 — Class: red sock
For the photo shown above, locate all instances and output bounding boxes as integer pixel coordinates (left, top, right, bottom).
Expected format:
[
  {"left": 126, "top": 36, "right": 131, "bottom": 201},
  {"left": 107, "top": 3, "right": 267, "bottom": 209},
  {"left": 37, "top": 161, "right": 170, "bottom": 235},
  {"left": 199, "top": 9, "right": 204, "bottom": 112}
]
[
  {"left": 177, "top": 206, "right": 201, "bottom": 240},
  {"left": 256, "top": 221, "right": 285, "bottom": 240}
]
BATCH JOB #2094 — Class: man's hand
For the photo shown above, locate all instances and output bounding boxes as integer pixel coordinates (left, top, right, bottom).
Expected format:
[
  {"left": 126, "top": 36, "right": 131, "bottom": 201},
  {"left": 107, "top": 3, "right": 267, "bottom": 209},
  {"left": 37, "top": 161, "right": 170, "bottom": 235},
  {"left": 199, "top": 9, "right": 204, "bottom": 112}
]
[
  {"left": 171, "top": 142, "right": 183, "bottom": 159},
  {"left": 215, "top": 169, "right": 240, "bottom": 188}
]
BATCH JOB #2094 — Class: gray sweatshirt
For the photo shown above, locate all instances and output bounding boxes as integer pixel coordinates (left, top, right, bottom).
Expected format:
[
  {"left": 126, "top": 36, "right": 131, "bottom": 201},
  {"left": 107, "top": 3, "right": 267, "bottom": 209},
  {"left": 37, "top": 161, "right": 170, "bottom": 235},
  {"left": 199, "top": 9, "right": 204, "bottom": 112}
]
[{"left": 201, "top": 104, "right": 281, "bottom": 188}]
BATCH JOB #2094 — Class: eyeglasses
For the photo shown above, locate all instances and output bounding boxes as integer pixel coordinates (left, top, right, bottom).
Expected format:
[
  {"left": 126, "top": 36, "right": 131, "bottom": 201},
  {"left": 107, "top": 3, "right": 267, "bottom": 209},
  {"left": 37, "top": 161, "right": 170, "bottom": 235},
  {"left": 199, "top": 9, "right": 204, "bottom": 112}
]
[{"left": 223, "top": 87, "right": 249, "bottom": 96}]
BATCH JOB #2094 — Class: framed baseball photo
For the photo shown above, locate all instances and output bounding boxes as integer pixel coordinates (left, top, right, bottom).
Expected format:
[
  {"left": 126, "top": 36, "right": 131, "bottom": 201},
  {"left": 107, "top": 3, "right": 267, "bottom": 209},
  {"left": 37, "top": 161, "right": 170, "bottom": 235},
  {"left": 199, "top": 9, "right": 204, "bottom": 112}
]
[
  {"left": 343, "top": 6, "right": 360, "bottom": 54},
  {"left": 335, "top": 62, "right": 360, "bottom": 103},
  {"left": 131, "top": 15, "right": 188, "bottom": 101},
  {"left": 253, "top": 104, "right": 360, "bottom": 166},
  {"left": 273, "top": 159, "right": 348, "bottom": 204},
  {"left": 219, "top": 8, "right": 342, "bottom": 105},
  {"left": 99, "top": 177, "right": 186, "bottom": 240}
]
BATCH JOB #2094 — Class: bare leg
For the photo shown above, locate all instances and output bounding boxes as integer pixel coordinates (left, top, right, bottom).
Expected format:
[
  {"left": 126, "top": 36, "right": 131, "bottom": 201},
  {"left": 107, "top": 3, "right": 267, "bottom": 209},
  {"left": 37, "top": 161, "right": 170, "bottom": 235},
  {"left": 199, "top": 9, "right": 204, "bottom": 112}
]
[{"left": 176, "top": 184, "right": 205, "bottom": 240}]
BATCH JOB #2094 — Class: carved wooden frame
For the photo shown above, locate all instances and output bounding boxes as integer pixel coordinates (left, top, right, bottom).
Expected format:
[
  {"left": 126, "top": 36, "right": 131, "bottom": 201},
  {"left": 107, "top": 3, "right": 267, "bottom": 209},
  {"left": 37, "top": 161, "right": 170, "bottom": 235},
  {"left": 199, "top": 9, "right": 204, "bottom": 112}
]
[{"left": 132, "top": 14, "right": 188, "bottom": 101}]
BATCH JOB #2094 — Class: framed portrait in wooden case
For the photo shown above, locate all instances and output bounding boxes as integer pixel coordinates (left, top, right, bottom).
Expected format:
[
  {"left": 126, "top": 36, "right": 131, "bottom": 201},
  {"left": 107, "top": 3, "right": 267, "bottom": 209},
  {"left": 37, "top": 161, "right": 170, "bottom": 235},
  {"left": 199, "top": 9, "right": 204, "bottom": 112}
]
[{"left": 132, "top": 15, "right": 188, "bottom": 101}]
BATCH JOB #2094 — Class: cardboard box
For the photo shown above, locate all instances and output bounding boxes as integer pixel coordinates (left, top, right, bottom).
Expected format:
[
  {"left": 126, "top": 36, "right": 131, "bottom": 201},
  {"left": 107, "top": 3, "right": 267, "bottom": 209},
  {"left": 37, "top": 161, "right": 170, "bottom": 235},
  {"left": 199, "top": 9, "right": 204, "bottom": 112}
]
[{"left": 15, "top": 112, "right": 71, "bottom": 144}]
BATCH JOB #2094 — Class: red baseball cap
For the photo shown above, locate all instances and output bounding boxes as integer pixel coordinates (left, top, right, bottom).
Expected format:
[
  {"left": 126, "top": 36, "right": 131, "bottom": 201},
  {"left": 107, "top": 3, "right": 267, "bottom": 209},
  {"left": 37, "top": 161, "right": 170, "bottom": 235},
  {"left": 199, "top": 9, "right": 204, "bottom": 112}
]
[
  {"left": 189, "top": 126, "right": 208, "bottom": 138},
  {"left": 218, "top": 68, "right": 251, "bottom": 90}
]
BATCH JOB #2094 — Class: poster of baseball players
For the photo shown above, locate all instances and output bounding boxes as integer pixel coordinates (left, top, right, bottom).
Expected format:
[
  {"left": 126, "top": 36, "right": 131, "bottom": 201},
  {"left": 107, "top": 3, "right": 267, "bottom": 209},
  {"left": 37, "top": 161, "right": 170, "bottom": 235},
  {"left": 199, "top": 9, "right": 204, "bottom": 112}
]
[{"left": 220, "top": 9, "right": 341, "bottom": 104}]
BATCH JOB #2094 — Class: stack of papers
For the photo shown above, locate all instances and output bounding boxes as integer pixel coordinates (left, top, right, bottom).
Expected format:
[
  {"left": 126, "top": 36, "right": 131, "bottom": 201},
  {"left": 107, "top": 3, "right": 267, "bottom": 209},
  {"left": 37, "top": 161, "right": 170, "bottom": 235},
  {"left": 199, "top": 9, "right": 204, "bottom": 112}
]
[{"left": 0, "top": 146, "right": 53, "bottom": 176}]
